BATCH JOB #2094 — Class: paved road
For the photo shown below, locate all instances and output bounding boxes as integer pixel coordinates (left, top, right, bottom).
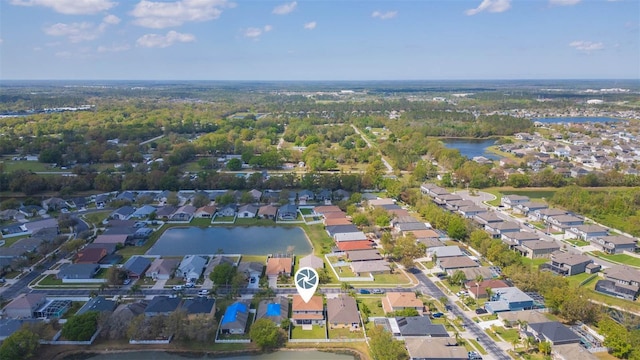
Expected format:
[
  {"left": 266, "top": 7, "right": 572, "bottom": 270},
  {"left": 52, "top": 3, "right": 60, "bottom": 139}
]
[
  {"left": 351, "top": 124, "right": 394, "bottom": 173},
  {"left": 410, "top": 269, "right": 510, "bottom": 360},
  {"left": 0, "top": 259, "right": 56, "bottom": 300}
]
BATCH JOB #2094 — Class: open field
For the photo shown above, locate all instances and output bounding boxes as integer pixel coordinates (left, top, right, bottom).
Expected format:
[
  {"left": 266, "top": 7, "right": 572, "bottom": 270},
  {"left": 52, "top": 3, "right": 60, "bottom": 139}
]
[
  {"left": 520, "top": 257, "right": 548, "bottom": 269},
  {"left": 328, "top": 327, "right": 364, "bottom": 340},
  {"left": 566, "top": 273, "right": 597, "bottom": 287},
  {"left": 291, "top": 325, "right": 327, "bottom": 339}
]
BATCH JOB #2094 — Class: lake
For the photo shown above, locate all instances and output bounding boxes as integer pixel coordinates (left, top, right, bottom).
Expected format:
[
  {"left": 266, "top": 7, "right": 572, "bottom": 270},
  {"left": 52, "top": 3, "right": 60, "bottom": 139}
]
[
  {"left": 443, "top": 138, "right": 499, "bottom": 160},
  {"left": 77, "top": 350, "right": 355, "bottom": 360},
  {"left": 533, "top": 116, "right": 621, "bottom": 124},
  {"left": 146, "top": 226, "right": 312, "bottom": 256}
]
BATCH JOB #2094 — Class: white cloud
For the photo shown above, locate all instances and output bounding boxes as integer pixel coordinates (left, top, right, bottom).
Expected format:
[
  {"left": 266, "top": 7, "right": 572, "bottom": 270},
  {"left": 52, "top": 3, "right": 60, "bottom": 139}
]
[
  {"left": 136, "top": 30, "right": 195, "bottom": 48},
  {"left": 371, "top": 11, "right": 397, "bottom": 20},
  {"left": 272, "top": 1, "right": 296, "bottom": 15},
  {"left": 131, "top": 0, "right": 232, "bottom": 29},
  {"left": 97, "top": 43, "right": 130, "bottom": 52},
  {"left": 44, "top": 14, "right": 120, "bottom": 43},
  {"left": 304, "top": 21, "right": 317, "bottom": 30},
  {"left": 549, "top": 0, "right": 581, "bottom": 5},
  {"left": 465, "top": 0, "right": 511, "bottom": 15},
  {"left": 10, "top": 0, "right": 116, "bottom": 15},
  {"left": 243, "top": 25, "right": 272, "bottom": 39},
  {"left": 569, "top": 40, "right": 604, "bottom": 52}
]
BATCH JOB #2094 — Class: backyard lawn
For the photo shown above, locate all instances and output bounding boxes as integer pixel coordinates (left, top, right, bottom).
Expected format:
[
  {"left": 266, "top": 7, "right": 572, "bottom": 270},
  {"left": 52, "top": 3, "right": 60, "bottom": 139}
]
[
  {"left": 566, "top": 273, "right": 597, "bottom": 287},
  {"left": 591, "top": 252, "right": 640, "bottom": 267},
  {"left": 357, "top": 297, "right": 385, "bottom": 317},
  {"left": 566, "top": 239, "right": 590, "bottom": 247},
  {"left": 520, "top": 257, "right": 549, "bottom": 269},
  {"left": 492, "top": 326, "right": 520, "bottom": 343},
  {"left": 328, "top": 327, "right": 364, "bottom": 340},
  {"left": 290, "top": 325, "right": 327, "bottom": 339}
]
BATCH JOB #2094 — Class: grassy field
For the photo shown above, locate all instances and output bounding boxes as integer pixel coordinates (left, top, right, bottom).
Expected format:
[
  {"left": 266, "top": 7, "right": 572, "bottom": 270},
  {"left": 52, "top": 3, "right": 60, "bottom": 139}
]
[
  {"left": 290, "top": 325, "right": 327, "bottom": 339},
  {"left": 566, "top": 273, "right": 597, "bottom": 287},
  {"left": 357, "top": 297, "right": 385, "bottom": 317},
  {"left": 328, "top": 327, "right": 364, "bottom": 340},
  {"left": 565, "top": 239, "right": 590, "bottom": 247},
  {"left": 520, "top": 257, "right": 549, "bottom": 269},
  {"left": 492, "top": 326, "right": 520, "bottom": 343},
  {"left": 483, "top": 187, "right": 558, "bottom": 206},
  {"left": 82, "top": 211, "right": 110, "bottom": 226},
  {"left": 1, "top": 159, "right": 57, "bottom": 172},
  {"left": 0, "top": 234, "right": 30, "bottom": 247},
  {"left": 591, "top": 252, "right": 640, "bottom": 267}
]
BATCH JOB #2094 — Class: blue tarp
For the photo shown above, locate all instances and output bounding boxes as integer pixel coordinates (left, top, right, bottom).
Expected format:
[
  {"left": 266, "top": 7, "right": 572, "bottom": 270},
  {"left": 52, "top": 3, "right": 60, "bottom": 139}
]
[
  {"left": 266, "top": 303, "right": 280, "bottom": 317},
  {"left": 221, "top": 302, "right": 247, "bottom": 324}
]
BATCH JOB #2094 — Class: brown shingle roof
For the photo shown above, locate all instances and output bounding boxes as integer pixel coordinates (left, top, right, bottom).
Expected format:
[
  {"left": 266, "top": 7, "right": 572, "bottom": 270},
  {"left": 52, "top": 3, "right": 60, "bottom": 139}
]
[{"left": 266, "top": 257, "right": 292, "bottom": 276}]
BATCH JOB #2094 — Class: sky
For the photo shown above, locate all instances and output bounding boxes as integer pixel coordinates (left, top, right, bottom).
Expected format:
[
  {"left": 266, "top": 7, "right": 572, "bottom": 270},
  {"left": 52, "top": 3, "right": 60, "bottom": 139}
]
[{"left": 0, "top": 0, "right": 638, "bottom": 80}]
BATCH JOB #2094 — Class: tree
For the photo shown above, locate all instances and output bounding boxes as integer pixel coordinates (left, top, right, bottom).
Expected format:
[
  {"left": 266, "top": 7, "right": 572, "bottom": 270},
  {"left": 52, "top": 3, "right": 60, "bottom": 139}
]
[
  {"left": 485, "top": 287, "right": 493, "bottom": 300},
  {"left": 209, "top": 262, "right": 236, "bottom": 287},
  {"left": 0, "top": 327, "right": 40, "bottom": 360},
  {"left": 449, "top": 270, "right": 467, "bottom": 286},
  {"left": 61, "top": 312, "right": 98, "bottom": 341},
  {"left": 475, "top": 274, "right": 484, "bottom": 298},
  {"left": 538, "top": 340, "right": 551, "bottom": 356},
  {"left": 226, "top": 158, "right": 242, "bottom": 171},
  {"left": 106, "top": 266, "right": 128, "bottom": 287},
  {"left": 368, "top": 325, "right": 409, "bottom": 360},
  {"left": 192, "top": 193, "right": 210, "bottom": 208},
  {"left": 447, "top": 216, "right": 467, "bottom": 241},
  {"left": 62, "top": 238, "right": 85, "bottom": 254},
  {"left": 249, "top": 318, "right": 285, "bottom": 350}
]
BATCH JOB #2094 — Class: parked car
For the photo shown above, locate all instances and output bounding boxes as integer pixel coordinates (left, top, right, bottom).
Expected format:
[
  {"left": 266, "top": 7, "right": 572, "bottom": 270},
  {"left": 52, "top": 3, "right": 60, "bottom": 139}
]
[
  {"left": 123, "top": 279, "right": 131, "bottom": 285},
  {"left": 432, "top": 312, "right": 444, "bottom": 318},
  {"left": 359, "top": 289, "right": 371, "bottom": 294},
  {"left": 372, "top": 289, "right": 385, "bottom": 294},
  {"left": 198, "top": 289, "right": 209, "bottom": 296},
  {"left": 185, "top": 282, "right": 195, "bottom": 288},
  {"left": 475, "top": 308, "right": 488, "bottom": 314},
  {"left": 172, "top": 285, "right": 184, "bottom": 291},
  {"left": 250, "top": 277, "right": 257, "bottom": 284}
]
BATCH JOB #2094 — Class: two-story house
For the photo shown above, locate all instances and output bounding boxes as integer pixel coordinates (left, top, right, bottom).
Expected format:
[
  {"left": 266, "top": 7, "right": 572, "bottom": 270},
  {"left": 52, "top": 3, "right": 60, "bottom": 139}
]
[{"left": 291, "top": 295, "right": 324, "bottom": 326}]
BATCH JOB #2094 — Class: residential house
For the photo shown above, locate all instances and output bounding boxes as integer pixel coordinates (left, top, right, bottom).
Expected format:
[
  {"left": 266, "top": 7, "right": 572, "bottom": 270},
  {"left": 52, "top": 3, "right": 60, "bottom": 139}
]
[
  {"left": 590, "top": 235, "right": 637, "bottom": 254},
  {"left": 156, "top": 205, "right": 177, "bottom": 220},
  {"left": 484, "top": 287, "right": 534, "bottom": 314},
  {"left": 266, "top": 257, "right": 293, "bottom": 280},
  {"left": 130, "top": 205, "right": 156, "bottom": 219},
  {"left": 458, "top": 205, "right": 487, "bottom": 218},
  {"left": 182, "top": 297, "right": 216, "bottom": 317},
  {"left": 144, "top": 296, "right": 181, "bottom": 317},
  {"left": 93, "top": 234, "right": 129, "bottom": 245},
  {"left": 299, "top": 254, "right": 324, "bottom": 270},
  {"left": 180, "top": 296, "right": 216, "bottom": 317},
  {"left": 56, "top": 263, "right": 100, "bottom": 282},
  {"left": 75, "top": 247, "right": 108, "bottom": 264},
  {"left": 316, "top": 189, "right": 332, "bottom": 202},
  {"left": 595, "top": 266, "right": 640, "bottom": 300},
  {"left": 291, "top": 295, "right": 324, "bottom": 326},
  {"left": 277, "top": 204, "right": 298, "bottom": 220},
  {"left": 528, "top": 321, "right": 581, "bottom": 345},
  {"left": 334, "top": 232, "right": 368, "bottom": 242},
  {"left": 404, "top": 337, "right": 467, "bottom": 360},
  {"left": 501, "top": 231, "right": 540, "bottom": 248},
  {"left": 297, "top": 190, "right": 315, "bottom": 203},
  {"left": 146, "top": 258, "right": 180, "bottom": 280},
  {"left": 42, "top": 197, "right": 68, "bottom": 211},
  {"left": 170, "top": 205, "right": 196, "bottom": 222},
  {"left": 257, "top": 204, "right": 278, "bottom": 220},
  {"left": 434, "top": 193, "right": 462, "bottom": 206},
  {"left": 567, "top": 224, "right": 609, "bottom": 240},
  {"left": 116, "top": 191, "right": 136, "bottom": 203},
  {"left": 347, "top": 249, "right": 382, "bottom": 262},
  {"left": 336, "top": 240, "right": 374, "bottom": 252},
  {"left": 195, "top": 205, "right": 216, "bottom": 218},
  {"left": 238, "top": 262, "right": 264, "bottom": 281},
  {"left": 220, "top": 301, "right": 250, "bottom": 335},
  {"left": 501, "top": 195, "right": 529, "bottom": 209},
  {"left": 123, "top": 256, "right": 152, "bottom": 279},
  {"left": 350, "top": 260, "right": 391, "bottom": 275},
  {"left": 111, "top": 206, "right": 135, "bottom": 220},
  {"left": 390, "top": 316, "right": 449, "bottom": 338},
  {"left": 333, "top": 189, "right": 350, "bottom": 201},
  {"left": 176, "top": 255, "right": 208, "bottom": 282},
  {"left": 535, "top": 208, "right": 567, "bottom": 221},
  {"left": 217, "top": 204, "right": 237, "bottom": 217},
  {"left": 514, "top": 201, "right": 548, "bottom": 215},
  {"left": 465, "top": 279, "right": 509, "bottom": 299},
  {"left": 3, "top": 294, "right": 46, "bottom": 318},
  {"left": 381, "top": 292, "right": 424, "bottom": 315},
  {"left": 540, "top": 251, "right": 593, "bottom": 276},
  {"left": 326, "top": 294, "right": 360, "bottom": 330},
  {"left": 438, "top": 256, "right": 479, "bottom": 272},
  {"left": 460, "top": 266, "right": 495, "bottom": 281},
  {"left": 474, "top": 212, "right": 504, "bottom": 226},
  {"left": 76, "top": 296, "right": 117, "bottom": 316},
  {"left": 394, "top": 222, "right": 430, "bottom": 233},
  {"left": 249, "top": 189, "right": 262, "bottom": 202},
  {"left": 237, "top": 204, "right": 259, "bottom": 218},
  {"left": 427, "top": 246, "right": 464, "bottom": 259},
  {"left": 484, "top": 221, "right": 521, "bottom": 239},
  {"left": 516, "top": 240, "right": 560, "bottom": 259},
  {"left": 553, "top": 344, "right": 599, "bottom": 360},
  {"left": 546, "top": 214, "right": 584, "bottom": 232},
  {"left": 324, "top": 217, "right": 352, "bottom": 226},
  {"left": 256, "top": 297, "right": 289, "bottom": 326},
  {"left": 498, "top": 309, "right": 549, "bottom": 327},
  {"left": 326, "top": 224, "right": 360, "bottom": 237}
]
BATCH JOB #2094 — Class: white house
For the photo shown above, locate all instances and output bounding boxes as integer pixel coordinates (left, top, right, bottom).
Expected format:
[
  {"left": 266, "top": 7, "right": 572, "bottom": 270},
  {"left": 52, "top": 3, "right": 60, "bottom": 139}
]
[{"left": 176, "top": 255, "right": 208, "bottom": 282}]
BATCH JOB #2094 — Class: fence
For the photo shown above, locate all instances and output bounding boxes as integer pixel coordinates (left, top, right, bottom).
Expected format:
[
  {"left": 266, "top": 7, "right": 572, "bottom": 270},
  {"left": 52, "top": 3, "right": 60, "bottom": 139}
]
[
  {"left": 62, "top": 278, "right": 107, "bottom": 284},
  {"left": 324, "top": 254, "right": 375, "bottom": 282},
  {"left": 40, "top": 328, "right": 100, "bottom": 345},
  {"left": 129, "top": 335, "right": 173, "bottom": 345},
  {"left": 288, "top": 338, "right": 366, "bottom": 343}
]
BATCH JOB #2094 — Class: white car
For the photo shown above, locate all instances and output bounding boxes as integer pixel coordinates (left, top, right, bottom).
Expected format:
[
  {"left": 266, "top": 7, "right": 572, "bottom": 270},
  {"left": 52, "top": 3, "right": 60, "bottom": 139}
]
[{"left": 198, "top": 289, "right": 210, "bottom": 296}]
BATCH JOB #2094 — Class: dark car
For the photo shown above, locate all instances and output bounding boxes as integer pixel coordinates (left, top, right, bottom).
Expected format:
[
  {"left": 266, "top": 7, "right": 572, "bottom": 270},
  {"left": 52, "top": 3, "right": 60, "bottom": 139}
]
[
  {"left": 475, "top": 308, "right": 488, "bottom": 314},
  {"left": 359, "top": 289, "right": 371, "bottom": 294},
  {"left": 432, "top": 312, "right": 444, "bottom": 318}
]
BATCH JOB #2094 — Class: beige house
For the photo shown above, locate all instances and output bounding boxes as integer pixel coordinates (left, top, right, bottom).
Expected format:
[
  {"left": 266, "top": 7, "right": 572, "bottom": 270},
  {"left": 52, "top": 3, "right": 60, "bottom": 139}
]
[
  {"left": 326, "top": 294, "right": 360, "bottom": 330},
  {"left": 381, "top": 292, "right": 424, "bottom": 315}
]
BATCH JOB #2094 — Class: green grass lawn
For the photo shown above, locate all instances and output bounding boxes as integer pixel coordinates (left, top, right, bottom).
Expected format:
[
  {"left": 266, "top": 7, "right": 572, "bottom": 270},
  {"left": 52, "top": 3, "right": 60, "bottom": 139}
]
[
  {"left": 368, "top": 272, "right": 410, "bottom": 285},
  {"left": 299, "top": 208, "right": 314, "bottom": 215},
  {"left": 213, "top": 216, "right": 236, "bottom": 223},
  {"left": 520, "top": 257, "right": 549, "bottom": 269},
  {"left": 233, "top": 218, "right": 278, "bottom": 226},
  {"left": 328, "top": 327, "right": 364, "bottom": 340},
  {"left": 357, "top": 297, "right": 385, "bottom": 317},
  {"left": 190, "top": 217, "right": 213, "bottom": 227},
  {"left": 2, "top": 160, "right": 57, "bottom": 173},
  {"left": 0, "top": 234, "right": 30, "bottom": 247},
  {"left": 468, "top": 338, "right": 488, "bottom": 355},
  {"left": 592, "top": 252, "right": 640, "bottom": 267},
  {"left": 493, "top": 326, "right": 520, "bottom": 343},
  {"left": 83, "top": 211, "right": 110, "bottom": 226},
  {"left": 240, "top": 255, "right": 267, "bottom": 263},
  {"left": 566, "top": 239, "right": 590, "bottom": 247},
  {"left": 566, "top": 273, "right": 597, "bottom": 287},
  {"left": 290, "top": 325, "right": 327, "bottom": 339}
]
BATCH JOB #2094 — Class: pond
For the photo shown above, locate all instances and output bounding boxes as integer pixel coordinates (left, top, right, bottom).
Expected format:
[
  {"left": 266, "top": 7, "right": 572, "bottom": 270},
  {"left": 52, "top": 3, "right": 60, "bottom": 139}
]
[
  {"left": 443, "top": 138, "right": 499, "bottom": 160},
  {"left": 146, "top": 226, "right": 312, "bottom": 256},
  {"left": 77, "top": 350, "right": 355, "bottom": 360}
]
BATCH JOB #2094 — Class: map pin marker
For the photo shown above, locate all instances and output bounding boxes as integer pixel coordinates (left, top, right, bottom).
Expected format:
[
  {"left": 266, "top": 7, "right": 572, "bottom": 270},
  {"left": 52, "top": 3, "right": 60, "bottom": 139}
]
[{"left": 295, "top": 267, "right": 319, "bottom": 303}]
